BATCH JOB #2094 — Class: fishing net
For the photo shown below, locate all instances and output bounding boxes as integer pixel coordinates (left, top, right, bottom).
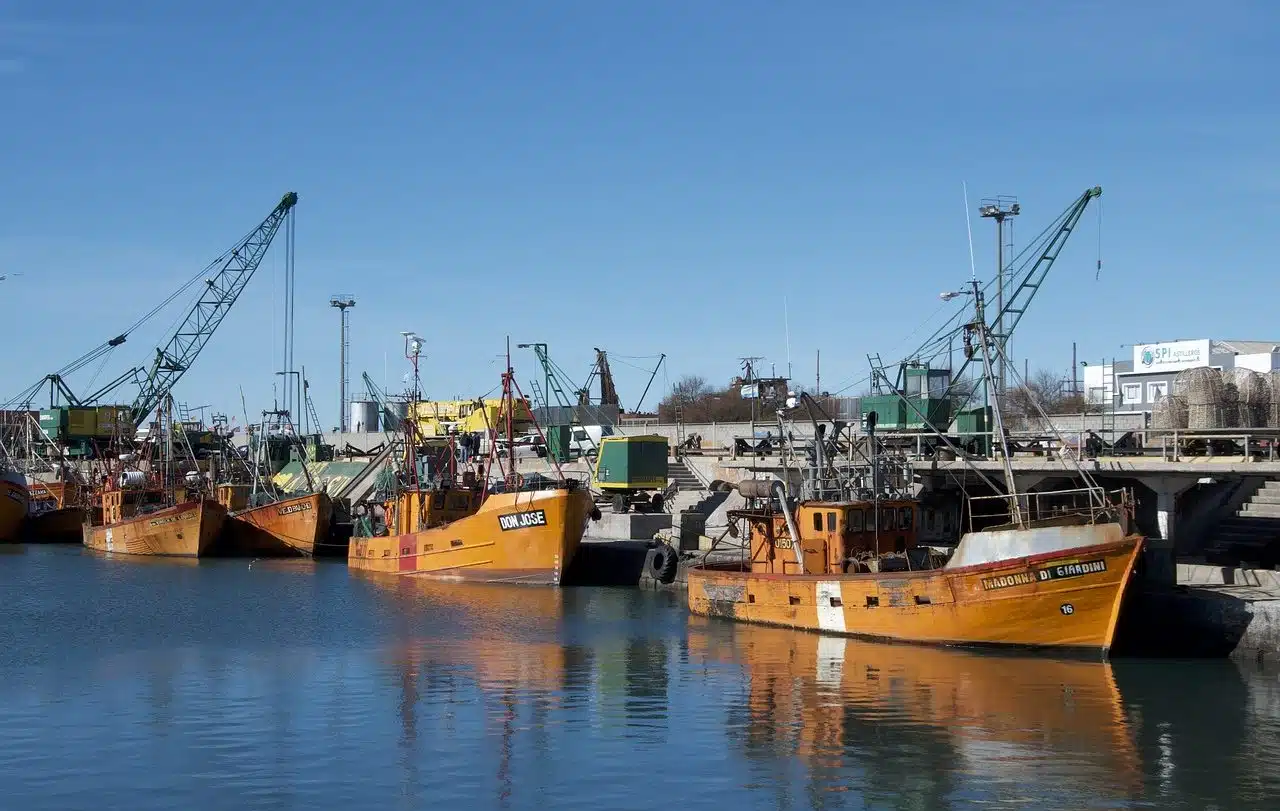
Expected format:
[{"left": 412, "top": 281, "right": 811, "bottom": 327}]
[
  {"left": 1219, "top": 369, "right": 1240, "bottom": 429},
  {"left": 1152, "top": 394, "right": 1188, "bottom": 433},
  {"left": 1176, "top": 367, "right": 1225, "bottom": 429},
  {"left": 1225, "top": 368, "right": 1270, "bottom": 428},
  {"left": 1270, "top": 371, "right": 1280, "bottom": 428}
]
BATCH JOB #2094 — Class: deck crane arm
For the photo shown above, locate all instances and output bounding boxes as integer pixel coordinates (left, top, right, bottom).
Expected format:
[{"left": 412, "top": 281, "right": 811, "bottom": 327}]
[
  {"left": 361, "top": 372, "right": 394, "bottom": 424},
  {"left": 127, "top": 192, "right": 298, "bottom": 427}
]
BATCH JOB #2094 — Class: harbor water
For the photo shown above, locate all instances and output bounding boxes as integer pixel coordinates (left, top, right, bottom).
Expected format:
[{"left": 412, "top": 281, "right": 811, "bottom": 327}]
[{"left": 3, "top": 544, "right": 1279, "bottom": 810}]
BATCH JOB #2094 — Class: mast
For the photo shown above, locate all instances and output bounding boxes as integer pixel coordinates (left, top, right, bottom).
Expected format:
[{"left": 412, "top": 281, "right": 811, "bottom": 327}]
[
  {"left": 505, "top": 338, "right": 516, "bottom": 486},
  {"left": 967, "top": 280, "right": 1023, "bottom": 527}
]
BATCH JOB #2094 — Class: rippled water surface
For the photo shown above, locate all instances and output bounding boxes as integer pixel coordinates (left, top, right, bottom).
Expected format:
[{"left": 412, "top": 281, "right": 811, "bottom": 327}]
[{"left": 3, "top": 544, "right": 1280, "bottom": 810}]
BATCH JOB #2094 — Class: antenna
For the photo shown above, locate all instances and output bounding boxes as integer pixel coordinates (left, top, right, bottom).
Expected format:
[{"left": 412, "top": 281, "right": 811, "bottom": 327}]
[
  {"left": 784, "top": 296, "right": 792, "bottom": 380},
  {"left": 329, "top": 294, "right": 356, "bottom": 431},
  {"left": 962, "top": 182, "right": 977, "bottom": 281}
]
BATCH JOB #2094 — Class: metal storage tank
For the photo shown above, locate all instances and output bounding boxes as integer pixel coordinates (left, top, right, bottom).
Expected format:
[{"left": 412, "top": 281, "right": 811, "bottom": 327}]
[
  {"left": 381, "top": 398, "right": 410, "bottom": 427},
  {"left": 349, "top": 400, "right": 380, "bottom": 433}
]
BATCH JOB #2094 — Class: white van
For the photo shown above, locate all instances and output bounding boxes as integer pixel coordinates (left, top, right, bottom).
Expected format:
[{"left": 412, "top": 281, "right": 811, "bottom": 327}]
[{"left": 570, "top": 424, "right": 615, "bottom": 458}]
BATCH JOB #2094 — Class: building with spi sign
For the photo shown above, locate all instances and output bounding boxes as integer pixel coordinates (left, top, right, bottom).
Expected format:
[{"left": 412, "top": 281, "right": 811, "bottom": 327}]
[{"left": 1082, "top": 339, "right": 1280, "bottom": 415}]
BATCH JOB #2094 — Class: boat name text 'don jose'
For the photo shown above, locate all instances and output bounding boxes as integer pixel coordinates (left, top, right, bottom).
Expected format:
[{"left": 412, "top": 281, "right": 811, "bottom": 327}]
[{"left": 498, "top": 510, "right": 547, "bottom": 532}]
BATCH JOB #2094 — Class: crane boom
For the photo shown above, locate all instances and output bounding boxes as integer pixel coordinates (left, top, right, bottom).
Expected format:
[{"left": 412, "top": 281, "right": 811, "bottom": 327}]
[
  {"left": 129, "top": 192, "right": 298, "bottom": 426},
  {"left": 877, "top": 185, "right": 1101, "bottom": 394}
]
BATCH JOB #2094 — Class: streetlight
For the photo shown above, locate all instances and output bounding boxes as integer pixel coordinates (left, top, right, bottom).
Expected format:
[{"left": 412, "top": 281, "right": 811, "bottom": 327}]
[
  {"left": 275, "top": 370, "right": 300, "bottom": 427},
  {"left": 980, "top": 196, "right": 1020, "bottom": 397}
]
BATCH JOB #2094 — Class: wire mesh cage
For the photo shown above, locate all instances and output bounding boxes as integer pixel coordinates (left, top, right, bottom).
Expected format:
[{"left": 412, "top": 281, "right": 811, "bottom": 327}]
[
  {"left": 1152, "top": 394, "right": 1188, "bottom": 434},
  {"left": 1176, "top": 367, "right": 1225, "bottom": 429},
  {"left": 1269, "top": 371, "right": 1280, "bottom": 429},
  {"left": 1225, "top": 368, "right": 1270, "bottom": 428}
]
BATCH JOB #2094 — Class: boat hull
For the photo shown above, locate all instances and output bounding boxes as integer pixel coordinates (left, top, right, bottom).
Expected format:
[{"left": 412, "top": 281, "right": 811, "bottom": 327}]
[
  {"left": 687, "top": 536, "right": 1144, "bottom": 656},
  {"left": 83, "top": 500, "right": 227, "bottom": 558},
  {"left": 23, "top": 507, "right": 88, "bottom": 543},
  {"left": 348, "top": 487, "right": 593, "bottom": 585},
  {"left": 0, "top": 471, "right": 30, "bottom": 543},
  {"left": 223, "top": 492, "right": 334, "bottom": 557}
]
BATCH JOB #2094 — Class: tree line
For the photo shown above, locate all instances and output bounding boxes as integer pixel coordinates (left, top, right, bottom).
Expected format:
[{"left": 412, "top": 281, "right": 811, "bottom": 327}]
[{"left": 656, "top": 368, "right": 1089, "bottom": 424}]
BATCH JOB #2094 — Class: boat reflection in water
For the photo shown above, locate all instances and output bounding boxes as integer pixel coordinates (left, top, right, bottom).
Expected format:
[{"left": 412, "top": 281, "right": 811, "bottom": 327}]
[
  {"left": 688, "top": 617, "right": 1142, "bottom": 806},
  {"left": 366, "top": 575, "right": 586, "bottom": 693}
]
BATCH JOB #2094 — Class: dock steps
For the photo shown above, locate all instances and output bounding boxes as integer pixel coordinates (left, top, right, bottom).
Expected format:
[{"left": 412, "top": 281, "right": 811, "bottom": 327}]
[
  {"left": 1205, "top": 479, "right": 1280, "bottom": 567},
  {"left": 667, "top": 458, "right": 705, "bottom": 492}
]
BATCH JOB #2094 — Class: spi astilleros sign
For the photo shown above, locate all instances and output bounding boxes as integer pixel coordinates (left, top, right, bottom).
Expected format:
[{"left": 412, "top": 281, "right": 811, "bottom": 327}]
[
  {"left": 1134, "top": 339, "right": 1210, "bottom": 374},
  {"left": 497, "top": 509, "right": 548, "bottom": 532}
]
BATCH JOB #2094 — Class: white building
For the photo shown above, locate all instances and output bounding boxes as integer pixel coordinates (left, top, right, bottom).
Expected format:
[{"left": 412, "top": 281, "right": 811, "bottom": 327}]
[{"left": 1081, "top": 339, "right": 1280, "bottom": 415}]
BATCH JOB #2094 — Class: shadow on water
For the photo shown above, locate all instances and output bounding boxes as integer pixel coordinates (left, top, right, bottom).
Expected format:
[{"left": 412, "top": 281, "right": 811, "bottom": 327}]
[
  {"left": 1113, "top": 656, "right": 1280, "bottom": 809},
  {"left": 1113, "top": 584, "right": 1256, "bottom": 658}
]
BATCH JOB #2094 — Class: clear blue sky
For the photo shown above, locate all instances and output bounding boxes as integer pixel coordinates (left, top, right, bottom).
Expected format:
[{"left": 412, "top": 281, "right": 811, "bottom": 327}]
[{"left": 1, "top": 1, "right": 1276, "bottom": 427}]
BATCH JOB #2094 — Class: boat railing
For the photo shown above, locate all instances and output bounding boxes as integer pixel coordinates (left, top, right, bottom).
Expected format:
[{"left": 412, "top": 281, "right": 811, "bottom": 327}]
[{"left": 965, "top": 486, "right": 1129, "bottom": 534}]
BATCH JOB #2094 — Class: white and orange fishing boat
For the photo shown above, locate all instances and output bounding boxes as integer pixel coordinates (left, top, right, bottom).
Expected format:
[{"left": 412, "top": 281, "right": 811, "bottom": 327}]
[
  {"left": 690, "top": 276, "right": 1144, "bottom": 657},
  {"left": 348, "top": 346, "right": 597, "bottom": 584},
  {"left": 81, "top": 399, "right": 230, "bottom": 558},
  {"left": 83, "top": 486, "right": 227, "bottom": 557},
  {"left": 0, "top": 467, "right": 30, "bottom": 543},
  {"left": 687, "top": 479, "right": 1143, "bottom": 656}
]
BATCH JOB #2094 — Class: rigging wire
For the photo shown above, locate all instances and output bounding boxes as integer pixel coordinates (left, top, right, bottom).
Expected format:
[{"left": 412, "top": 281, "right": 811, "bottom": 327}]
[
  {"left": 607, "top": 356, "right": 659, "bottom": 374},
  {"left": 84, "top": 346, "right": 117, "bottom": 391}
]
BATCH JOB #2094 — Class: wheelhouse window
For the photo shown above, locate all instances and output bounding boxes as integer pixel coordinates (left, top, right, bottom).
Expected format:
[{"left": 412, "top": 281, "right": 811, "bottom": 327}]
[
  {"left": 812, "top": 512, "right": 823, "bottom": 532},
  {"left": 847, "top": 510, "right": 864, "bottom": 533},
  {"left": 826, "top": 511, "right": 838, "bottom": 532},
  {"left": 899, "top": 507, "right": 913, "bottom": 530},
  {"left": 880, "top": 509, "right": 894, "bottom": 531}
]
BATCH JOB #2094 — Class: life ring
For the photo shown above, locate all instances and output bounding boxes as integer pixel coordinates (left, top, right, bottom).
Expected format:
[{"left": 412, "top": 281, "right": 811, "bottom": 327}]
[{"left": 646, "top": 542, "right": 679, "bottom": 584}]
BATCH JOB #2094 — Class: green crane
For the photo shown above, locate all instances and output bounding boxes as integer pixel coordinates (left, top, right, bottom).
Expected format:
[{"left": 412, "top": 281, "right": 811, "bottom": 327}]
[
  {"left": 10, "top": 192, "right": 298, "bottom": 431},
  {"left": 874, "top": 185, "right": 1102, "bottom": 406}
]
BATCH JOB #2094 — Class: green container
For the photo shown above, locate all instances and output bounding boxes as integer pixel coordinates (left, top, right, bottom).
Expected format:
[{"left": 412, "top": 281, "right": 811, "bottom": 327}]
[
  {"left": 862, "top": 395, "right": 951, "bottom": 432},
  {"left": 861, "top": 395, "right": 906, "bottom": 430},
  {"left": 39, "top": 408, "right": 68, "bottom": 441},
  {"left": 955, "top": 406, "right": 991, "bottom": 435},
  {"left": 955, "top": 406, "right": 992, "bottom": 455},
  {"left": 595, "top": 435, "right": 668, "bottom": 491},
  {"left": 547, "top": 424, "right": 572, "bottom": 463}
]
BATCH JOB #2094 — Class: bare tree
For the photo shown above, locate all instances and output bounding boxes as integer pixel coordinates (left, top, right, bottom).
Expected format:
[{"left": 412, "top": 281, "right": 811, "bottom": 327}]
[
  {"left": 1007, "top": 369, "right": 1090, "bottom": 419},
  {"left": 669, "top": 375, "right": 711, "bottom": 404},
  {"left": 659, "top": 375, "right": 755, "bottom": 423}
]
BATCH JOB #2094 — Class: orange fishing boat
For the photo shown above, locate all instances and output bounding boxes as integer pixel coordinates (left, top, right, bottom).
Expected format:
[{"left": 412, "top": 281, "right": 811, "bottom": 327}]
[
  {"left": 348, "top": 346, "right": 597, "bottom": 584},
  {"left": 688, "top": 479, "right": 1143, "bottom": 657},
  {"left": 690, "top": 278, "right": 1145, "bottom": 656},
  {"left": 217, "top": 485, "right": 335, "bottom": 557},
  {"left": 82, "top": 490, "right": 227, "bottom": 557},
  {"left": 0, "top": 468, "right": 30, "bottom": 542},
  {"left": 349, "top": 484, "right": 594, "bottom": 584}
]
